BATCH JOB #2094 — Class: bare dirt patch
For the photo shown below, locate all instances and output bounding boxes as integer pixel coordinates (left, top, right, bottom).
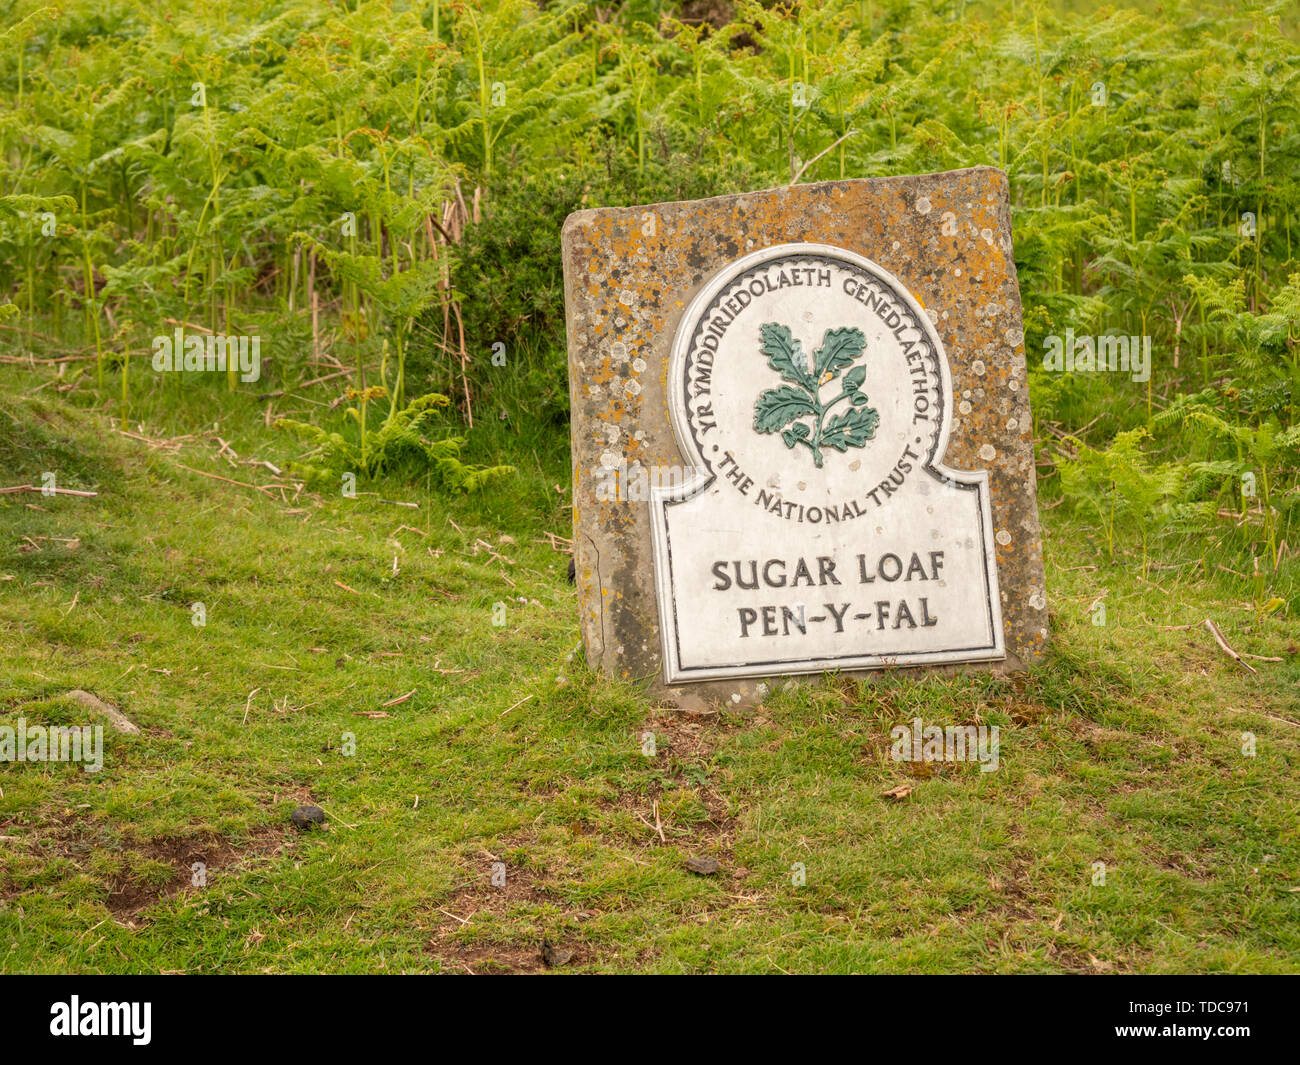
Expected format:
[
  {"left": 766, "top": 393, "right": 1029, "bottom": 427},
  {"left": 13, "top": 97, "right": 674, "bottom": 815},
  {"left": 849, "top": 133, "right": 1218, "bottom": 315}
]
[
  {"left": 1, "top": 812, "right": 290, "bottom": 918},
  {"left": 639, "top": 706, "right": 718, "bottom": 763},
  {"left": 424, "top": 837, "right": 574, "bottom": 974},
  {"left": 620, "top": 708, "right": 738, "bottom": 848},
  {"left": 104, "top": 830, "right": 289, "bottom": 918},
  {"left": 435, "top": 940, "right": 550, "bottom": 975}
]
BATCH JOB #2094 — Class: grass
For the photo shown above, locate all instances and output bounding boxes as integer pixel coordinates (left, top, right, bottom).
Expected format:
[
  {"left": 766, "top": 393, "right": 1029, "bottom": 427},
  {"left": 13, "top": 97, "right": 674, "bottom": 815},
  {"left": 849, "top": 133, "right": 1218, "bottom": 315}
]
[{"left": 1, "top": 377, "right": 1298, "bottom": 974}]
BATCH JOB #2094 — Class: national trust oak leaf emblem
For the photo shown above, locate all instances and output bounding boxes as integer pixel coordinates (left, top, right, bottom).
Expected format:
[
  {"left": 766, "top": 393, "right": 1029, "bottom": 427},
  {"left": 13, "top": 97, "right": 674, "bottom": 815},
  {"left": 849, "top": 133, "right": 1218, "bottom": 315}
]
[{"left": 752, "top": 322, "right": 880, "bottom": 468}]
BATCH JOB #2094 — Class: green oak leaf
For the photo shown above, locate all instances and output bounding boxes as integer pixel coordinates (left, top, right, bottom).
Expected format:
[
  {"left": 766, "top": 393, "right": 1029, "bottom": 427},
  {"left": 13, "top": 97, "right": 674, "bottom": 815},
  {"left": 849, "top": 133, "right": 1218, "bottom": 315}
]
[
  {"left": 759, "top": 322, "right": 813, "bottom": 388},
  {"left": 813, "top": 326, "right": 867, "bottom": 378},
  {"left": 781, "top": 422, "right": 812, "bottom": 449},
  {"left": 755, "top": 384, "right": 817, "bottom": 433},
  {"left": 821, "top": 406, "right": 880, "bottom": 452}
]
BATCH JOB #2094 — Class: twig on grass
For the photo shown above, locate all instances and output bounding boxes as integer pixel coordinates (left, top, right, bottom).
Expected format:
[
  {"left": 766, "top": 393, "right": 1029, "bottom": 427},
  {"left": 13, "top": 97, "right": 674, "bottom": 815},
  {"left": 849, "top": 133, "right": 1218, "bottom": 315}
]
[
  {"left": 317, "top": 805, "right": 358, "bottom": 830},
  {"left": 1204, "top": 618, "right": 1258, "bottom": 675},
  {"left": 174, "top": 463, "right": 277, "bottom": 497},
  {"left": 0, "top": 483, "right": 97, "bottom": 498},
  {"left": 500, "top": 694, "right": 534, "bottom": 717},
  {"left": 115, "top": 428, "right": 190, "bottom": 451},
  {"left": 162, "top": 317, "right": 213, "bottom": 335},
  {"left": 1225, "top": 708, "right": 1299, "bottom": 727},
  {"left": 615, "top": 853, "right": 651, "bottom": 866},
  {"left": 354, "top": 492, "right": 419, "bottom": 508},
  {"left": 296, "top": 368, "right": 353, "bottom": 390},
  {"left": 67, "top": 690, "right": 139, "bottom": 734},
  {"left": 636, "top": 804, "right": 668, "bottom": 843},
  {"left": 535, "top": 531, "right": 573, "bottom": 553}
]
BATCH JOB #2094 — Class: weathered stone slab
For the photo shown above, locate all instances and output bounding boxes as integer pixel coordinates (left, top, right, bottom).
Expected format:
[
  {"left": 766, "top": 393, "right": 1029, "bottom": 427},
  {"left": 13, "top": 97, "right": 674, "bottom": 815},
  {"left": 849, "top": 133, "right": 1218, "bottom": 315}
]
[{"left": 562, "top": 169, "right": 1047, "bottom": 705}]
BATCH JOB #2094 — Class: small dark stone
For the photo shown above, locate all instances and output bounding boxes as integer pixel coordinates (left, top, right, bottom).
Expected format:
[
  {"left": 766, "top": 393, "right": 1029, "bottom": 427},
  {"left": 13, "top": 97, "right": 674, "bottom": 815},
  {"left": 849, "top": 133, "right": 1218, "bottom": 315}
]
[
  {"left": 685, "top": 856, "right": 720, "bottom": 875},
  {"left": 291, "top": 804, "right": 326, "bottom": 830},
  {"left": 567, "top": 557, "right": 576, "bottom": 585},
  {"left": 540, "top": 938, "right": 573, "bottom": 967}
]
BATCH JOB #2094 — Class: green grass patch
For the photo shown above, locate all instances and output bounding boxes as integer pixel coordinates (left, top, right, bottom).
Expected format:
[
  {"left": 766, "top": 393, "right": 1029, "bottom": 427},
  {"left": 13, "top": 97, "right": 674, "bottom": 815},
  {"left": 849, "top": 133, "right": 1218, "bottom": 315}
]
[{"left": 1, "top": 382, "right": 1297, "bottom": 973}]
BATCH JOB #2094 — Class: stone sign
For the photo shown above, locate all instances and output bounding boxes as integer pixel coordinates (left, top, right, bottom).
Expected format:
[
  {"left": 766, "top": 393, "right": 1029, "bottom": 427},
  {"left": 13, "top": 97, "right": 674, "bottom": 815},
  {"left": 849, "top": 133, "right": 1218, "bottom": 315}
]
[{"left": 562, "top": 169, "right": 1046, "bottom": 705}]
